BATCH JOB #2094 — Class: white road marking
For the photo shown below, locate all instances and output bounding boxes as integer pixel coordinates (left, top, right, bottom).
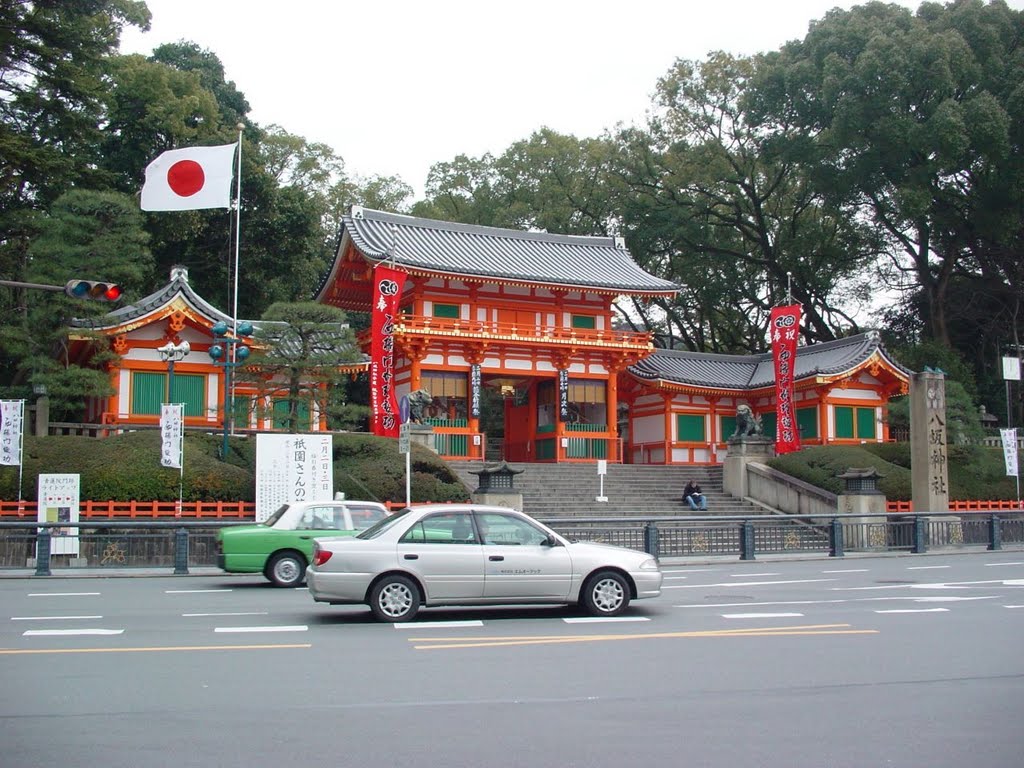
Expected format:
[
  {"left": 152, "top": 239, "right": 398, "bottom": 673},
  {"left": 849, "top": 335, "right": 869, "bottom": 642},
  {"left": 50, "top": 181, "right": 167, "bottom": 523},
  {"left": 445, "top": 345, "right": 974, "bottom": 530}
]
[
  {"left": 722, "top": 612, "right": 804, "bottom": 619},
  {"left": 165, "top": 589, "right": 233, "bottom": 594},
  {"left": 28, "top": 592, "right": 100, "bottom": 597},
  {"left": 666, "top": 578, "right": 837, "bottom": 589},
  {"left": 730, "top": 573, "right": 780, "bottom": 577},
  {"left": 11, "top": 615, "right": 102, "bottom": 621},
  {"left": 393, "top": 620, "right": 483, "bottom": 629},
  {"left": 874, "top": 608, "right": 949, "bottom": 614},
  {"left": 986, "top": 562, "right": 1024, "bottom": 567},
  {"left": 907, "top": 565, "right": 951, "bottom": 570},
  {"left": 677, "top": 600, "right": 843, "bottom": 608},
  {"left": 836, "top": 579, "right": 1024, "bottom": 591},
  {"left": 182, "top": 612, "right": 268, "bottom": 617},
  {"left": 214, "top": 625, "right": 308, "bottom": 633},
  {"left": 1005, "top": 605, "right": 1024, "bottom": 609},
  {"left": 563, "top": 616, "right": 651, "bottom": 624},
  {"left": 822, "top": 569, "right": 869, "bottom": 573},
  {"left": 24, "top": 628, "right": 124, "bottom": 636}
]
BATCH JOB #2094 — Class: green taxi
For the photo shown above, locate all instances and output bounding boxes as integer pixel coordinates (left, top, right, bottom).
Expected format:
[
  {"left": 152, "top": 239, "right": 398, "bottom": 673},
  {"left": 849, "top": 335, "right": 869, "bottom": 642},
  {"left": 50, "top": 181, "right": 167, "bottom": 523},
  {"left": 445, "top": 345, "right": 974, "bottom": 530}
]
[{"left": 216, "top": 500, "right": 389, "bottom": 587}]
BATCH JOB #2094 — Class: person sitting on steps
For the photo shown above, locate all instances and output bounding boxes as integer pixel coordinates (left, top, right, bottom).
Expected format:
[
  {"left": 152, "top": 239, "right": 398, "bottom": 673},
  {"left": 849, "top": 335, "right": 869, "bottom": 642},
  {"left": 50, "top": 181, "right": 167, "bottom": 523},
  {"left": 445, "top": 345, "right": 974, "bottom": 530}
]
[{"left": 682, "top": 480, "right": 707, "bottom": 511}]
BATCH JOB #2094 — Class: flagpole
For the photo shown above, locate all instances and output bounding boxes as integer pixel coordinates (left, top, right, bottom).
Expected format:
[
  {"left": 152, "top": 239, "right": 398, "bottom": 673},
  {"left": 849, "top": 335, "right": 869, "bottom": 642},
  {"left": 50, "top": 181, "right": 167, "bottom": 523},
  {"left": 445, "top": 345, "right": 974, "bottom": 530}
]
[{"left": 229, "top": 123, "right": 243, "bottom": 437}]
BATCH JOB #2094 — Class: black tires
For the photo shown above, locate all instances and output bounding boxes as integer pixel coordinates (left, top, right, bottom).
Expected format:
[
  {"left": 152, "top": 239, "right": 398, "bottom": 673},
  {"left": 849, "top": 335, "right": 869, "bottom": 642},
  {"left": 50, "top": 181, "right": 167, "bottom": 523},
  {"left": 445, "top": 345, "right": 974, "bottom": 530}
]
[
  {"left": 369, "top": 574, "right": 421, "bottom": 622},
  {"left": 266, "top": 551, "right": 306, "bottom": 588},
  {"left": 581, "top": 570, "right": 630, "bottom": 617}
]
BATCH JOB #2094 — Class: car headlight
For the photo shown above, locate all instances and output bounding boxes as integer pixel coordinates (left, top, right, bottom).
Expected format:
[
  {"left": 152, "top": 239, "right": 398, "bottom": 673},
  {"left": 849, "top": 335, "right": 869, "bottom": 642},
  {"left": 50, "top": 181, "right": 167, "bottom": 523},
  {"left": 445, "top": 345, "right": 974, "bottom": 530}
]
[{"left": 638, "top": 558, "right": 659, "bottom": 571}]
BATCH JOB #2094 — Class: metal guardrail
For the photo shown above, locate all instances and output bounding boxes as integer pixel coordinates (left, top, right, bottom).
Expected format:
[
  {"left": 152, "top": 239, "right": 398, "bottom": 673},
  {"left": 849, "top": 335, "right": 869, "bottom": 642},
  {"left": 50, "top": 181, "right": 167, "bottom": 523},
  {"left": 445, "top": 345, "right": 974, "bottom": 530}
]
[{"left": 2, "top": 513, "right": 1022, "bottom": 576}]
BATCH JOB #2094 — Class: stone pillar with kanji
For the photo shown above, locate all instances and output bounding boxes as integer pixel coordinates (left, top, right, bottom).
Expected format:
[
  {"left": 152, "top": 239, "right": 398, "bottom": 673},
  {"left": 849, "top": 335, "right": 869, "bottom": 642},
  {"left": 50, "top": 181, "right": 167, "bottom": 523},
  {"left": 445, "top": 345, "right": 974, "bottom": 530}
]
[{"left": 910, "top": 370, "right": 949, "bottom": 513}]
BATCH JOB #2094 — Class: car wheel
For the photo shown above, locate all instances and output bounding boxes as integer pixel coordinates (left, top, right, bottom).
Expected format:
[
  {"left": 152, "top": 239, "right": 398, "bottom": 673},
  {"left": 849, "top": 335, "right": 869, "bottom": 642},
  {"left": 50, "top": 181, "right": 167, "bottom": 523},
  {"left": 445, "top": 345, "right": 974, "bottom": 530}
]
[
  {"left": 266, "top": 551, "right": 306, "bottom": 588},
  {"left": 369, "top": 575, "right": 421, "bottom": 622},
  {"left": 582, "top": 570, "right": 630, "bottom": 617}
]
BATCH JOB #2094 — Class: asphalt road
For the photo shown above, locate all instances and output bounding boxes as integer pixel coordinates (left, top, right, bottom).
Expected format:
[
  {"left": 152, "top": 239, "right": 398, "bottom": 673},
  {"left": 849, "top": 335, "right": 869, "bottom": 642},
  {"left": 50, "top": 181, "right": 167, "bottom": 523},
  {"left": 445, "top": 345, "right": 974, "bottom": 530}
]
[{"left": 2, "top": 552, "right": 1022, "bottom": 768}]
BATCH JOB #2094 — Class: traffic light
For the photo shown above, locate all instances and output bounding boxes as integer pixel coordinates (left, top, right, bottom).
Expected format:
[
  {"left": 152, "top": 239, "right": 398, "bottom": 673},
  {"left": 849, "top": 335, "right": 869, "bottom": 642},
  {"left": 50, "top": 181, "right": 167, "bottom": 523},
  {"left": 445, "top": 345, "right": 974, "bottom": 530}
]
[{"left": 64, "top": 279, "right": 123, "bottom": 302}]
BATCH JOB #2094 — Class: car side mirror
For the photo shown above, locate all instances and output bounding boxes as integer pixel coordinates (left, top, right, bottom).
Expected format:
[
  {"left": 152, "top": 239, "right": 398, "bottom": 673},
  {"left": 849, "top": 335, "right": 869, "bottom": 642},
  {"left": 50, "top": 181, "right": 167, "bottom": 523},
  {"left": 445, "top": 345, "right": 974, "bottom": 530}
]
[{"left": 543, "top": 535, "right": 561, "bottom": 547}]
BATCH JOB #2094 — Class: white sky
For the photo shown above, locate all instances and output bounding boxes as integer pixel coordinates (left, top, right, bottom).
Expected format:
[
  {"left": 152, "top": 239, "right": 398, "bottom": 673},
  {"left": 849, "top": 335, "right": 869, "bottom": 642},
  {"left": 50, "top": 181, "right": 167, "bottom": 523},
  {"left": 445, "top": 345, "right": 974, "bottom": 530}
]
[{"left": 121, "top": 0, "right": 977, "bottom": 199}]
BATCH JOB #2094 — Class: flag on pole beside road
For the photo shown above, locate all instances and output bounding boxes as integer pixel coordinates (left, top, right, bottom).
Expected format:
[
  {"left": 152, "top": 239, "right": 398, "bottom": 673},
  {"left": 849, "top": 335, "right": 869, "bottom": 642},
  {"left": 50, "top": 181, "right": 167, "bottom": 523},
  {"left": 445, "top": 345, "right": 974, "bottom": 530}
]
[{"left": 141, "top": 143, "right": 237, "bottom": 211}]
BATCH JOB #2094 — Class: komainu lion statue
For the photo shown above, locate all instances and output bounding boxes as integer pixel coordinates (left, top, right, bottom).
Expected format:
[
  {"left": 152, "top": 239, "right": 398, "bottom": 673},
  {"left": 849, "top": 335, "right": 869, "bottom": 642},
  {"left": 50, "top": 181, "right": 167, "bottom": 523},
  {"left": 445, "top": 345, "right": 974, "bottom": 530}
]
[
  {"left": 406, "top": 388, "right": 433, "bottom": 423},
  {"left": 731, "top": 404, "right": 763, "bottom": 438}
]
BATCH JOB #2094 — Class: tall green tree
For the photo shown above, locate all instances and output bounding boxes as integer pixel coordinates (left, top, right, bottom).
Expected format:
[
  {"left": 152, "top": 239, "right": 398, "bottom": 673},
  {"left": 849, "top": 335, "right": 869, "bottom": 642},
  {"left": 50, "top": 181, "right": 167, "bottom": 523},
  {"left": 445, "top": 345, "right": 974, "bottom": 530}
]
[
  {"left": 2, "top": 188, "right": 153, "bottom": 412},
  {"left": 244, "top": 302, "right": 362, "bottom": 434},
  {"left": 747, "top": 0, "right": 1024, "bottom": 404},
  {"left": 613, "top": 53, "right": 880, "bottom": 352}
]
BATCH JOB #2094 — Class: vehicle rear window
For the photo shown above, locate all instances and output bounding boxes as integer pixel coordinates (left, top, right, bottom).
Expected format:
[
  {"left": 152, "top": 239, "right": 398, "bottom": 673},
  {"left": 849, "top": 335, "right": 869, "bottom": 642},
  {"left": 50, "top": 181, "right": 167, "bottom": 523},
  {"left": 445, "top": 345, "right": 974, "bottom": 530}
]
[
  {"left": 349, "top": 505, "right": 387, "bottom": 531},
  {"left": 357, "top": 508, "right": 410, "bottom": 539}
]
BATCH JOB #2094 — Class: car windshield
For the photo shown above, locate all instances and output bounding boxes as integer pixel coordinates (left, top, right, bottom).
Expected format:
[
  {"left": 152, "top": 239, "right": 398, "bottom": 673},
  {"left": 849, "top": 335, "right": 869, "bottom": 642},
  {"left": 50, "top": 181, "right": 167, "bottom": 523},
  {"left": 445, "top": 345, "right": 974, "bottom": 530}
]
[
  {"left": 357, "top": 508, "right": 411, "bottom": 539},
  {"left": 263, "top": 504, "right": 290, "bottom": 526}
]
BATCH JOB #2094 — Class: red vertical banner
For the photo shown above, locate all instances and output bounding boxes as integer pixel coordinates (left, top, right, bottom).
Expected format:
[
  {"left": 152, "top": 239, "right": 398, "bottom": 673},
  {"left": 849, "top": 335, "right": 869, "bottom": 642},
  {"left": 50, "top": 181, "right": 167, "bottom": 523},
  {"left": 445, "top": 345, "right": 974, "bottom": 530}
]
[
  {"left": 770, "top": 305, "right": 802, "bottom": 455},
  {"left": 370, "top": 264, "right": 406, "bottom": 437}
]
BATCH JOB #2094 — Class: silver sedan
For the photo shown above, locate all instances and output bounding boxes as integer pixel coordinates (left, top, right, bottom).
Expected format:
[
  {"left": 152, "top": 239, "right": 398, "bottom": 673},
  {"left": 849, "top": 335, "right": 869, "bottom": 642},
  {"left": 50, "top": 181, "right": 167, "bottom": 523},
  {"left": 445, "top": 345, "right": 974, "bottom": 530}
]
[{"left": 306, "top": 504, "right": 663, "bottom": 622}]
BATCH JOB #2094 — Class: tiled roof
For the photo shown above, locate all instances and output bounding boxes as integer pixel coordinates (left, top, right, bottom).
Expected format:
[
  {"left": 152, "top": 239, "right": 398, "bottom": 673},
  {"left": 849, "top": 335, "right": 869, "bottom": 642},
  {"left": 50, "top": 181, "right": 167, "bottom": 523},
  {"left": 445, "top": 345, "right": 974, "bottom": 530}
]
[
  {"left": 335, "top": 206, "right": 680, "bottom": 294},
  {"left": 629, "top": 332, "right": 913, "bottom": 390}
]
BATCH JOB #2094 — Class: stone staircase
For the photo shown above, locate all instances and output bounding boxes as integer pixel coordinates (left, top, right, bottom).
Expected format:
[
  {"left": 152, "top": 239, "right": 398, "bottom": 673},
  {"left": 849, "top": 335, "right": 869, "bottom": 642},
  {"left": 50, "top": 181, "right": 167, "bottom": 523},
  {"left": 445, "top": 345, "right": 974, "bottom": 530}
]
[{"left": 446, "top": 461, "right": 770, "bottom": 519}]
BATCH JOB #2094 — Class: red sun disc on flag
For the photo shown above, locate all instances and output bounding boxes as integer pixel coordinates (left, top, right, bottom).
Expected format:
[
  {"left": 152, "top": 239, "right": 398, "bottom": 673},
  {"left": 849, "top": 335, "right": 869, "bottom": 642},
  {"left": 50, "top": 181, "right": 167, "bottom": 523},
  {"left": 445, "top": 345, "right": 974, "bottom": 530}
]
[{"left": 166, "top": 160, "right": 206, "bottom": 197}]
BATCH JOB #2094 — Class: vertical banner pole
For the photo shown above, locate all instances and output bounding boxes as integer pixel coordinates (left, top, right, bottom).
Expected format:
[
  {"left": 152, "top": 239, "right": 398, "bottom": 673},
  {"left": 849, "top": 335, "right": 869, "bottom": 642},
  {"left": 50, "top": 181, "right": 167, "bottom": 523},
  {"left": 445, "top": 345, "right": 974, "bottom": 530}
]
[{"left": 230, "top": 125, "right": 243, "bottom": 435}]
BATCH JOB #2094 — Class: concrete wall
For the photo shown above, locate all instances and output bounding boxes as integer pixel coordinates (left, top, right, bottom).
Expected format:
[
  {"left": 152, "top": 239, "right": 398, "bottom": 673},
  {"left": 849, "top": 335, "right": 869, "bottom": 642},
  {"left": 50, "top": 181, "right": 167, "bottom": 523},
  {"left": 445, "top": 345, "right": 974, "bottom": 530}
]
[{"left": 746, "top": 461, "right": 838, "bottom": 518}]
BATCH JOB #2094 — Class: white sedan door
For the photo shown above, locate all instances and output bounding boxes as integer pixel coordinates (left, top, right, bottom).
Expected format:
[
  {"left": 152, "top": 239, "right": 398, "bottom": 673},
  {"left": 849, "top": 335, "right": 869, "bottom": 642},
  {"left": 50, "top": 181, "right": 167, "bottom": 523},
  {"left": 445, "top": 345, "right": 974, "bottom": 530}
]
[
  {"left": 396, "top": 511, "right": 485, "bottom": 600},
  {"left": 477, "top": 512, "right": 573, "bottom": 599}
]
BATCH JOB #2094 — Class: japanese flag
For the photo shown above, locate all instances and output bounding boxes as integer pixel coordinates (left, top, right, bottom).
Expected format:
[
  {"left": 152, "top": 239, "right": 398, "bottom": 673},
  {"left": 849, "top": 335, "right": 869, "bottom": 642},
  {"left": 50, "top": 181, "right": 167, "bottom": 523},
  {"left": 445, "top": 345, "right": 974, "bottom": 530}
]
[{"left": 141, "top": 143, "right": 237, "bottom": 211}]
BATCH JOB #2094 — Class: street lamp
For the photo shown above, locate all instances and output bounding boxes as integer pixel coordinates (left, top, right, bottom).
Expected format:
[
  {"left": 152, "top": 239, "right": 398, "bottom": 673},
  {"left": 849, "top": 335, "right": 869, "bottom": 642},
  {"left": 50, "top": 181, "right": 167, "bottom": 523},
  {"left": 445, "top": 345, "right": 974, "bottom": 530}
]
[
  {"left": 208, "top": 321, "right": 252, "bottom": 458},
  {"left": 156, "top": 340, "right": 191, "bottom": 403}
]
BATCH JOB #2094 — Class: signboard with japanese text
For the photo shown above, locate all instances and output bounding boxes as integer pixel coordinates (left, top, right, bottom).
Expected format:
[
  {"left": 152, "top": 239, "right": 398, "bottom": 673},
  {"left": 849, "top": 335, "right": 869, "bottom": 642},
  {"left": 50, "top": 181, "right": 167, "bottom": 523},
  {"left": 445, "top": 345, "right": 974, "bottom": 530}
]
[
  {"left": 558, "top": 369, "right": 569, "bottom": 421},
  {"left": 38, "top": 473, "right": 80, "bottom": 556},
  {"left": 255, "top": 434, "right": 333, "bottom": 522},
  {"left": 470, "top": 364, "right": 481, "bottom": 418},
  {"left": 160, "top": 404, "right": 183, "bottom": 469},
  {"left": 0, "top": 399, "right": 24, "bottom": 466},
  {"left": 1001, "top": 428, "right": 1019, "bottom": 477},
  {"left": 770, "top": 305, "right": 802, "bottom": 455}
]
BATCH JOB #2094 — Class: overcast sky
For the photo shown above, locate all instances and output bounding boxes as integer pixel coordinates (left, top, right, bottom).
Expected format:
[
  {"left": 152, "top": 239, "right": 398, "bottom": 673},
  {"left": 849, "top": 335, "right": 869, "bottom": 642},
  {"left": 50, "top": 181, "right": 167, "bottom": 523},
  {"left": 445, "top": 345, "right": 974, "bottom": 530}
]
[{"left": 122, "top": 0, "right": 990, "bottom": 199}]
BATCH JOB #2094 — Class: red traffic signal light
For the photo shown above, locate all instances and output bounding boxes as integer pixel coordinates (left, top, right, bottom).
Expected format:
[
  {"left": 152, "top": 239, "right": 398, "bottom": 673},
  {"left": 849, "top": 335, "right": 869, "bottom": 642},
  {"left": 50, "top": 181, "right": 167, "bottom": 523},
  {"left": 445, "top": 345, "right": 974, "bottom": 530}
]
[{"left": 64, "top": 279, "right": 123, "bottom": 302}]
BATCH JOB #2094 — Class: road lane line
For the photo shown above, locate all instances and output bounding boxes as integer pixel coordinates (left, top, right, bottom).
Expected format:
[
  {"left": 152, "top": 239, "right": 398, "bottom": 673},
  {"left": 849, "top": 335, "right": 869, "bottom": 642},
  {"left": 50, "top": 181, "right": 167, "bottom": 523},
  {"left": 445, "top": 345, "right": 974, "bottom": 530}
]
[
  {"left": 730, "top": 573, "right": 780, "bottom": 577},
  {"left": 722, "top": 613, "right": 804, "bottom": 619},
  {"left": 874, "top": 608, "right": 949, "bottom": 614},
  {"left": 563, "top": 616, "right": 650, "bottom": 624},
  {"left": 907, "top": 565, "right": 951, "bottom": 570},
  {"left": 986, "top": 562, "right": 1024, "bottom": 567},
  {"left": 666, "top": 578, "right": 837, "bottom": 589},
  {"left": 214, "top": 625, "right": 308, "bottom": 633},
  {"left": 392, "top": 621, "right": 483, "bottom": 629},
  {"left": 0, "top": 643, "right": 311, "bottom": 655},
  {"left": 182, "top": 612, "right": 268, "bottom": 617},
  {"left": 23, "top": 628, "right": 124, "bottom": 636},
  {"left": 677, "top": 600, "right": 845, "bottom": 608},
  {"left": 28, "top": 592, "right": 100, "bottom": 597},
  {"left": 165, "top": 589, "right": 233, "bottom": 594},
  {"left": 11, "top": 615, "right": 102, "bottom": 621},
  {"left": 823, "top": 569, "right": 869, "bottom": 573},
  {"left": 408, "top": 624, "right": 879, "bottom": 649}
]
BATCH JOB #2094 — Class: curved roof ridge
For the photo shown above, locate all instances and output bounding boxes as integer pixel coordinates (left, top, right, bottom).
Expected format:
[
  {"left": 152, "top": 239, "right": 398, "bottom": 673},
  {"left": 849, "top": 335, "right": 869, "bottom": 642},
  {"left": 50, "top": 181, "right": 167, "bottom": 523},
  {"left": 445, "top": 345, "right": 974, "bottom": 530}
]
[{"left": 332, "top": 206, "right": 680, "bottom": 295}]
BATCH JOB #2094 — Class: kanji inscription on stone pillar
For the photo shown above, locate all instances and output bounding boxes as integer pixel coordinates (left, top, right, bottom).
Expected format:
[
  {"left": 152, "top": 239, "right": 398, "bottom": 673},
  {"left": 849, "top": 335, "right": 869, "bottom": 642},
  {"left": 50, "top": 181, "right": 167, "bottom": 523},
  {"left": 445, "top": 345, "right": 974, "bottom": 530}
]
[{"left": 910, "top": 371, "right": 949, "bottom": 513}]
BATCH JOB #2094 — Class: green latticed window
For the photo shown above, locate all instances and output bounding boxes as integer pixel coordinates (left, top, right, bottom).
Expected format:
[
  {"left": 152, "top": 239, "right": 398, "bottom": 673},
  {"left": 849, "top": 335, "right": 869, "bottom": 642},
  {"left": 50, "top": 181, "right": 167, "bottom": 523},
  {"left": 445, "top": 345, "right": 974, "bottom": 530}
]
[
  {"left": 131, "top": 371, "right": 204, "bottom": 416},
  {"left": 571, "top": 314, "right": 596, "bottom": 330},
  {"left": 432, "top": 303, "right": 460, "bottom": 319},
  {"left": 676, "top": 413, "right": 705, "bottom": 442},
  {"left": 834, "top": 406, "right": 876, "bottom": 439},
  {"left": 272, "top": 399, "right": 311, "bottom": 431},
  {"left": 797, "top": 406, "right": 818, "bottom": 439}
]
